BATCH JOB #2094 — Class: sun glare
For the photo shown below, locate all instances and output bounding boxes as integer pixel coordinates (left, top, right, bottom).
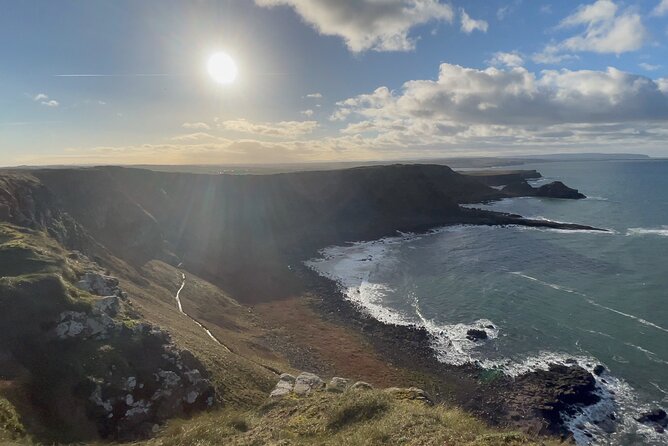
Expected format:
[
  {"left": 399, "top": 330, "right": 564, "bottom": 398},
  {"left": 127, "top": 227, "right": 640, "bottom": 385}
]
[{"left": 207, "top": 52, "right": 237, "bottom": 84}]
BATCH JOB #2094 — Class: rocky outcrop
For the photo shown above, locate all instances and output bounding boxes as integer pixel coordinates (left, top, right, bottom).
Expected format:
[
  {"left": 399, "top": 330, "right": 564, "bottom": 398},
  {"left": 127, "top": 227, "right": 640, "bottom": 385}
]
[
  {"left": 466, "top": 329, "right": 488, "bottom": 342},
  {"left": 55, "top": 270, "right": 215, "bottom": 440},
  {"left": 270, "top": 372, "right": 431, "bottom": 406},
  {"left": 326, "top": 377, "right": 350, "bottom": 393},
  {"left": 507, "top": 365, "right": 600, "bottom": 436},
  {"left": 502, "top": 180, "right": 586, "bottom": 200},
  {"left": 636, "top": 409, "right": 667, "bottom": 434},
  {"left": 270, "top": 374, "right": 295, "bottom": 398},
  {"left": 535, "top": 181, "right": 586, "bottom": 199},
  {"left": 293, "top": 372, "right": 325, "bottom": 396},
  {"left": 84, "top": 328, "right": 214, "bottom": 440},
  {"left": 463, "top": 170, "right": 542, "bottom": 187}
]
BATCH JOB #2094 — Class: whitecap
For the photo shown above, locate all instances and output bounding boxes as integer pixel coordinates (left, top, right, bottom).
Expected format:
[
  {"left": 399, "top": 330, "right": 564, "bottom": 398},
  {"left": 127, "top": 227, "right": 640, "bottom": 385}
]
[{"left": 626, "top": 226, "right": 668, "bottom": 237}]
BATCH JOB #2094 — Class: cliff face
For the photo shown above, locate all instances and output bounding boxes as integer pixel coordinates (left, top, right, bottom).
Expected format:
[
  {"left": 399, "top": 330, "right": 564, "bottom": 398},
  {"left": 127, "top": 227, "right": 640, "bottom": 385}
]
[{"left": 31, "top": 165, "right": 503, "bottom": 299}]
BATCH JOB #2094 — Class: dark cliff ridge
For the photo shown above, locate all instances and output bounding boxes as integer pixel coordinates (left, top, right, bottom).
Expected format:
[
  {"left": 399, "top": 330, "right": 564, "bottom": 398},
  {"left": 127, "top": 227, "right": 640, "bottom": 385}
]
[{"left": 23, "top": 164, "right": 599, "bottom": 300}]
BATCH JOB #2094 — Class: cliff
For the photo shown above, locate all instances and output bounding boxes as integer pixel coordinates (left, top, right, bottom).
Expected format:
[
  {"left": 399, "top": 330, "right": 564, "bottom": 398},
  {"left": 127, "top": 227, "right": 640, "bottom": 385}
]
[{"left": 29, "top": 164, "right": 593, "bottom": 300}]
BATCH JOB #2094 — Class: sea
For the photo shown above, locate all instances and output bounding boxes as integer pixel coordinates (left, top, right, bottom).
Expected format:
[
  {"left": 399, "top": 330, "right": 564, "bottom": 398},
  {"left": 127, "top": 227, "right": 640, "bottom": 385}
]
[{"left": 306, "top": 159, "right": 668, "bottom": 445}]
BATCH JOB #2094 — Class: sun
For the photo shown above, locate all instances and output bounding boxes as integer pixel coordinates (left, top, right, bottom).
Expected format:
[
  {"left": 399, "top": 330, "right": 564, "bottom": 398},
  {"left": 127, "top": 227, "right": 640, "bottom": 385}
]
[{"left": 207, "top": 52, "right": 238, "bottom": 84}]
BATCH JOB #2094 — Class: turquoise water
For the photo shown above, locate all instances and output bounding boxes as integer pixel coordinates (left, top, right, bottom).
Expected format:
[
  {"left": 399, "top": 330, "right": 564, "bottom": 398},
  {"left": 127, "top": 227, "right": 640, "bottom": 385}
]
[{"left": 307, "top": 160, "right": 668, "bottom": 445}]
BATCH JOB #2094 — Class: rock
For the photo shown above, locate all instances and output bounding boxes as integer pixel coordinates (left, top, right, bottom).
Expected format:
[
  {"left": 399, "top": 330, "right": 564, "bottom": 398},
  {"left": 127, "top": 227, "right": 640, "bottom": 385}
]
[
  {"left": 55, "top": 311, "right": 86, "bottom": 338},
  {"left": 327, "top": 377, "right": 350, "bottom": 393},
  {"left": 350, "top": 381, "right": 373, "bottom": 391},
  {"left": 93, "top": 296, "right": 121, "bottom": 317},
  {"left": 636, "top": 409, "right": 667, "bottom": 428},
  {"left": 279, "top": 373, "right": 296, "bottom": 384},
  {"left": 535, "top": 181, "right": 586, "bottom": 199},
  {"left": 509, "top": 365, "right": 600, "bottom": 435},
  {"left": 270, "top": 374, "right": 296, "bottom": 398},
  {"left": 596, "top": 418, "right": 616, "bottom": 434},
  {"left": 293, "top": 372, "right": 324, "bottom": 395},
  {"left": 77, "top": 272, "right": 123, "bottom": 298},
  {"left": 502, "top": 180, "right": 536, "bottom": 196},
  {"left": 593, "top": 365, "right": 605, "bottom": 376},
  {"left": 466, "top": 329, "right": 488, "bottom": 342}
]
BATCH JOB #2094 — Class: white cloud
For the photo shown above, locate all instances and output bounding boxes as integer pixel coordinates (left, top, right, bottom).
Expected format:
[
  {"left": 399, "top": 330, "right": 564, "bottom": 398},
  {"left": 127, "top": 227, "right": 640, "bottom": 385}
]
[
  {"left": 254, "top": 0, "right": 454, "bottom": 52},
  {"left": 652, "top": 0, "right": 668, "bottom": 16},
  {"left": 331, "top": 63, "right": 668, "bottom": 153},
  {"left": 639, "top": 62, "right": 661, "bottom": 71},
  {"left": 32, "top": 93, "right": 59, "bottom": 107},
  {"left": 460, "top": 8, "right": 488, "bottom": 34},
  {"left": 497, "top": 1, "right": 522, "bottom": 21},
  {"left": 534, "top": 0, "right": 647, "bottom": 64},
  {"left": 219, "top": 118, "right": 318, "bottom": 138},
  {"left": 301, "top": 109, "right": 315, "bottom": 117},
  {"left": 305, "top": 93, "right": 323, "bottom": 99},
  {"left": 170, "top": 132, "right": 218, "bottom": 142},
  {"left": 488, "top": 51, "right": 524, "bottom": 67},
  {"left": 182, "top": 122, "right": 211, "bottom": 130}
]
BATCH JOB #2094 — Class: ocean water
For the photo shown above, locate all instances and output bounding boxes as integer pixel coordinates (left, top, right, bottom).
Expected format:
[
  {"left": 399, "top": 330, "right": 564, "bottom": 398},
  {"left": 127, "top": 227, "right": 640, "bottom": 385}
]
[{"left": 306, "top": 160, "right": 668, "bottom": 445}]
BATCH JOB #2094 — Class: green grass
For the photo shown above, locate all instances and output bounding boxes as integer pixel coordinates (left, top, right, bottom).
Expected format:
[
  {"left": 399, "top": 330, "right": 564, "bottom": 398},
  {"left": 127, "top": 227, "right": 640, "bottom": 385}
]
[
  {"left": 139, "top": 390, "right": 563, "bottom": 446},
  {"left": 0, "top": 397, "right": 26, "bottom": 441}
]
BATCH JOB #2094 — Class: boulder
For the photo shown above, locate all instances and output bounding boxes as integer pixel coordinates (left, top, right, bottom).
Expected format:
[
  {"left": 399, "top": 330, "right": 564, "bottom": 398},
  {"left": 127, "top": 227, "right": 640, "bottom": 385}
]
[
  {"left": 77, "top": 272, "right": 123, "bottom": 298},
  {"left": 93, "top": 296, "right": 121, "bottom": 317},
  {"left": 327, "top": 377, "right": 350, "bottom": 393},
  {"left": 466, "top": 329, "right": 488, "bottom": 342},
  {"left": 270, "top": 374, "right": 296, "bottom": 398},
  {"left": 636, "top": 409, "right": 667, "bottom": 429},
  {"left": 350, "top": 381, "right": 373, "bottom": 391},
  {"left": 293, "top": 372, "right": 325, "bottom": 396},
  {"left": 593, "top": 365, "right": 605, "bottom": 376}
]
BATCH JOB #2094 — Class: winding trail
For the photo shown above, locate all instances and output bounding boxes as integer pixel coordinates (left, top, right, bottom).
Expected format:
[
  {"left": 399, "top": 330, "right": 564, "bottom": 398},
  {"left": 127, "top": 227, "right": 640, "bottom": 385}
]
[{"left": 174, "top": 272, "right": 231, "bottom": 352}]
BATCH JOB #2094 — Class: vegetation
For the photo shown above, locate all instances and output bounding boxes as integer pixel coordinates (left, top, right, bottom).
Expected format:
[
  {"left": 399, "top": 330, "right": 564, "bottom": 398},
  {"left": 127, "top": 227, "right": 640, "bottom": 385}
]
[{"left": 139, "top": 390, "right": 563, "bottom": 446}]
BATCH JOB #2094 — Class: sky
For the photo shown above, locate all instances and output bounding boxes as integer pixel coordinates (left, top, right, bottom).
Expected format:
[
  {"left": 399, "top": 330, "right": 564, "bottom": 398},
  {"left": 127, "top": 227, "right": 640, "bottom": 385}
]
[{"left": 1, "top": 0, "right": 668, "bottom": 166}]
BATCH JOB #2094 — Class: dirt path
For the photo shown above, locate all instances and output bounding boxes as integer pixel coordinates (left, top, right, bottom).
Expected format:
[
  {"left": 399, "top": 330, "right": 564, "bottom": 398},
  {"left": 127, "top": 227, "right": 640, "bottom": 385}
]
[{"left": 174, "top": 272, "right": 231, "bottom": 352}]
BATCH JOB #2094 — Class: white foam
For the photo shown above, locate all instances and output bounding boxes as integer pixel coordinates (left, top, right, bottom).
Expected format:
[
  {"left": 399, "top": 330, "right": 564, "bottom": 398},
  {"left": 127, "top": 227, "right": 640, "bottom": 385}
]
[
  {"left": 306, "top": 236, "right": 668, "bottom": 445},
  {"left": 480, "top": 352, "right": 665, "bottom": 445},
  {"left": 306, "top": 230, "right": 502, "bottom": 366},
  {"left": 627, "top": 226, "right": 668, "bottom": 237}
]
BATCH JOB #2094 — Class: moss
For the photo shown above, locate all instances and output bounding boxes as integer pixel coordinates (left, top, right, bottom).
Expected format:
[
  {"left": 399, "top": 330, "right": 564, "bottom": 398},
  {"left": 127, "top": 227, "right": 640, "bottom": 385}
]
[
  {"left": 326, "top": 392, "right": 390, "bottom": 429},
  {"left": 0, "top": 396, "right": 25, "bottom": 439}
]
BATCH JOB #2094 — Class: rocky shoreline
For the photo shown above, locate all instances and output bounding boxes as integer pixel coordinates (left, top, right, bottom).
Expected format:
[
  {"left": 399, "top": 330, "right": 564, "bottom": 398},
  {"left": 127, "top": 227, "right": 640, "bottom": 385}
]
[
  {"left": 294, "top": 262, "right": 607, "bottom": 440},
  {"left": 285, "top": 196, "right": 623, "bottom": 441}
]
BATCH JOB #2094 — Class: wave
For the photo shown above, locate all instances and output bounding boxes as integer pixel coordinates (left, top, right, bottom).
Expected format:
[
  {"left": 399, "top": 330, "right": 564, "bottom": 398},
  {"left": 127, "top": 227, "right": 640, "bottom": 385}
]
[
  {"left": 306, "top": 238, "right": 667, "bottom": 445},
  {"left": 510, "top": 272, "right": 668, "bottom": 334},
  {"left": 627, "top": 226, "right": 668, "bottom": 237},
  {"left": 624, "top": 343, "right": 668, "bottom": 366}
]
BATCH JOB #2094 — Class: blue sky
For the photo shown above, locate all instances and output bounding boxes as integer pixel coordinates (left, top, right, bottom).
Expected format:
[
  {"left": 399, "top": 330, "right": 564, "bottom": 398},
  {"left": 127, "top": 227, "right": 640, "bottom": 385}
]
[{"left": 1, "top": 0, "right": 667, "bottom": 166}]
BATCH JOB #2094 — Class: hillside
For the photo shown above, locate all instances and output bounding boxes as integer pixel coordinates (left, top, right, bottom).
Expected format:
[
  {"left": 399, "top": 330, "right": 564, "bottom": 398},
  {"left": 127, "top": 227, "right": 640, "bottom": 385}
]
[{"left": 0, "top": 165, "right": 599, "bottom": 444}]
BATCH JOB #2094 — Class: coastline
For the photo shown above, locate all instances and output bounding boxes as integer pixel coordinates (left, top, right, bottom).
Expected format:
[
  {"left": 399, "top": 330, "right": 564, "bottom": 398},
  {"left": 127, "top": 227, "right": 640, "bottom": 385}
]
[
  {"left": 289, "top": 219, "right": 607, "bottom": 441},
  {"left": 288, "top": 215, "right": 656, "bottom": 444}
]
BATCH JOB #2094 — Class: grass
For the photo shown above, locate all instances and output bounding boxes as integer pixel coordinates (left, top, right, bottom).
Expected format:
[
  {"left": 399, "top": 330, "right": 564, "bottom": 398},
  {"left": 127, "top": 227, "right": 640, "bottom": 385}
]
[
  {"left": 138, "top": 390, "right": 563, "bottom": 446},
  {"left": 0, "top": 396, "right": 26, "bottom": 441}
]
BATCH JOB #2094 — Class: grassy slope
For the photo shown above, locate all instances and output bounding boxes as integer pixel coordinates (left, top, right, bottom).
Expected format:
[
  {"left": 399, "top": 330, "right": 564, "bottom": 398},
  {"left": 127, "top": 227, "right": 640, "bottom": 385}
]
[{"left": 139, "top": 390, "right": 562, "bottom": 446}]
